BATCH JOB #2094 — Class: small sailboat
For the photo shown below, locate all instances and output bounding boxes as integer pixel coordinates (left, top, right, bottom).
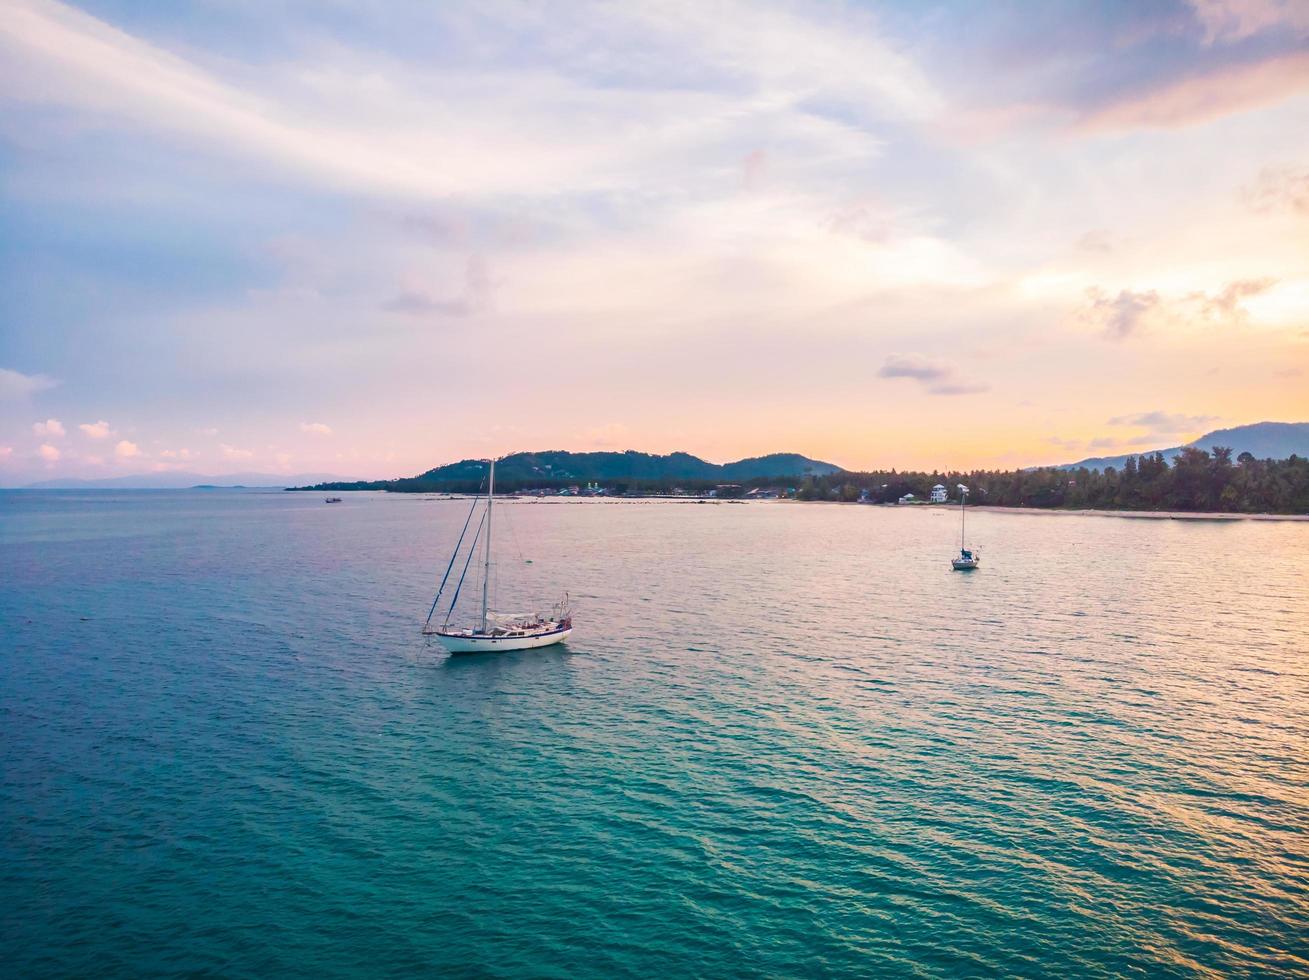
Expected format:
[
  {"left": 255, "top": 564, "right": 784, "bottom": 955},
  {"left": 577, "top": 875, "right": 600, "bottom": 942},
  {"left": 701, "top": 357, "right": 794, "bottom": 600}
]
[
  {"left": 423, "top": 457, "right": 572, "bottom": 654},
  {"left": 951, "top": 484, "right": 980, "bottom": 570}
]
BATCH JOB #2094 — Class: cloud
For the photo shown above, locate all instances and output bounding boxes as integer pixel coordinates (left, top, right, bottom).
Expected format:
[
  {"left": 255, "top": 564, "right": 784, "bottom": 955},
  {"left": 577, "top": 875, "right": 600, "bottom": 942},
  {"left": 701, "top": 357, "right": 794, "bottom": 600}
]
[
  {"left": 1075, "top": 51, "right": 1309, "bottom": 132},
  {"left": 220, "top": 443, "right": 254, "bottom": 459},
  {"left": 381, "top": 291, "right": 469, "bottom": 316},
  {"left": 39, "top": 443, "right": 61, "bottom": 462},
  {"left": 0, "top": 367, "right": 58, "bottom": 400},
  {"left": 877, "top": 354, "right": 989, "bottom": 395},
  {"left": 197, "top": 427, "right": 219, "bottom": 437},
  {"left": 0, "top": 0, "right": 936, "bottom": 203},
  {"left": 1187, "top": 0, "right": 1309, "bottom": 44},
  {"left": 1244, "top": 166, "right": 1309, "bottom": 215},
  {"left": 32, "top": 418, "right": 66, "bottom": 438},
  {"left": 1076, "top": 230, "right": 1114, "bottom": 254},
  {"left": 927, "top": 381, "right": 990, "bottom": 395},
  {"left": 954, "top": 3, "right": 1309, "bottom": 137},
  {"left": 0, "top": 446, "right": 12, "bottom": 460},
  {"left": 160, "top": 448, "right": 194, "bottom": 459},
  {"left": 1108, "top": 411, "right": 1220, "bottom": 436},
  {"left": 114, "top": 439, "right": 140, "bottom": 458},
  {"left": 299, "top": 422, "right": 332, "bottom": 436},
  {"left": 382, "top": 256, "right": 492, "bottom": 318},
  {"left": 1085, "top": 279, "right": 1279, "bottom": 339},
  {"left": 1194, "top": 278, "right": 1277, "bottom": 320},
  {"left": 877, "top": 354, "right": 951, "bottom": 382},
  {"left": 1083, "top": 288, "right": 1162, "bottom": 339},
  {"left": 79, "top": 419, "right": 113, "bottom": 438}
]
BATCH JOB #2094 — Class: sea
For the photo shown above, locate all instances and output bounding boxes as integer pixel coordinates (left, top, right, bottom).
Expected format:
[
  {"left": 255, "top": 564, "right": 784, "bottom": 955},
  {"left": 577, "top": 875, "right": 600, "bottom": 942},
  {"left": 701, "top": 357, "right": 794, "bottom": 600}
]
[{"left": 2, "top": 489, "right": 1307, "bottom": 977}]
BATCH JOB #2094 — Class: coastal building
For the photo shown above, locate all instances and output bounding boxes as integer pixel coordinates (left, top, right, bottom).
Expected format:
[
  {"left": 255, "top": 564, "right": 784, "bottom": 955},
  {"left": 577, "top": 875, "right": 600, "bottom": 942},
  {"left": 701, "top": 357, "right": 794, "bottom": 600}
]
[
  {"left": 930, "top": 484, "right": 947, "bottom": 503},
  {"left": 899, "top": 493, "right": 916, "bottom": 504}
]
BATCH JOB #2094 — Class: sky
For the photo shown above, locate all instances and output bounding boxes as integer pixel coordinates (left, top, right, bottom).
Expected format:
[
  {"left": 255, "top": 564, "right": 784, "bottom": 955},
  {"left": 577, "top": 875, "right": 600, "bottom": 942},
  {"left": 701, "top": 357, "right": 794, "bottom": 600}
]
[{"left": 1, "top": 0, "right": 1307, "bottom": 484}]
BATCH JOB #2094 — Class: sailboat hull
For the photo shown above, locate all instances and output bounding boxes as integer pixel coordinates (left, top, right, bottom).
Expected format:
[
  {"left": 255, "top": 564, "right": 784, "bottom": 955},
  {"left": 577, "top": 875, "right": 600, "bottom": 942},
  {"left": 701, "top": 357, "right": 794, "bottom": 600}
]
[{"left": 435, "top": 624, "right": 572, "bottom": 655}]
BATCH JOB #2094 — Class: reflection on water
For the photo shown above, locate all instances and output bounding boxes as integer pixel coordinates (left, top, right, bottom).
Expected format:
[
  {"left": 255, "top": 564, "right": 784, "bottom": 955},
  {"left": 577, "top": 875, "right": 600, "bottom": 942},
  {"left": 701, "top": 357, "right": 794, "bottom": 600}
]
[{"left": 2, "top": 491, "right": 1307, "bottom": 977}]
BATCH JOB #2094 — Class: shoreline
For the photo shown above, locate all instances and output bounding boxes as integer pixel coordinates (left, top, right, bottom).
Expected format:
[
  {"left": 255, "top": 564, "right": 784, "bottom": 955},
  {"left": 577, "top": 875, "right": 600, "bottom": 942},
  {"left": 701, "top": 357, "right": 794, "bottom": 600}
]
[{"left": 968, "top": 504, "right": 1309, "bottom": 522}]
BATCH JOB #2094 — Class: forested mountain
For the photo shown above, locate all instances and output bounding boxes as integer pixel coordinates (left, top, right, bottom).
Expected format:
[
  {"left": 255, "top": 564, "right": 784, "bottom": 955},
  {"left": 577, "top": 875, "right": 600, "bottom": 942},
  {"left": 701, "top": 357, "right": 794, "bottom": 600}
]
[
  {"left": 1064, "top": 421, "right": 1309, "bottom": 471},
  {"left": 299, "top": 450, "right": 840, "bottom": 492}
]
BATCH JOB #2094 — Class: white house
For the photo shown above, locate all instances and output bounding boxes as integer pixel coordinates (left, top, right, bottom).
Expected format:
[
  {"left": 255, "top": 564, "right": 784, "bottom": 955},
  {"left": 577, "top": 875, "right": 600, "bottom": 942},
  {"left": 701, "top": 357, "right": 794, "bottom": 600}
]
[{"left": 930, "top": 484, "right": 947, "bottom": 503}]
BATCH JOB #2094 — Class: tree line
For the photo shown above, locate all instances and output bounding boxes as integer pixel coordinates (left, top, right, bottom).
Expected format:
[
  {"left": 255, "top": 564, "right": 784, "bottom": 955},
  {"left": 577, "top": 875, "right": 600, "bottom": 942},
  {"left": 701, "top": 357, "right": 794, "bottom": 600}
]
[{"left": 793, "top": 448, "right": 1308, "bottom": 514}]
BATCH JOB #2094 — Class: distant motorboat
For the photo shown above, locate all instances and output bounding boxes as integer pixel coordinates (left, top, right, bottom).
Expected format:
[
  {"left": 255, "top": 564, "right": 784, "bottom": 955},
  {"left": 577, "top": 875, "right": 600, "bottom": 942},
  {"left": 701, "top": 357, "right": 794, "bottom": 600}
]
[
  {"left": 951, "top": 484, "right": 980, "bottom": 570},
  {"left": 423, "top": 456, "right": 572, "bottom": 654},
  {"left": 325, "top": 497, "right": 343, "bottom": 503}
]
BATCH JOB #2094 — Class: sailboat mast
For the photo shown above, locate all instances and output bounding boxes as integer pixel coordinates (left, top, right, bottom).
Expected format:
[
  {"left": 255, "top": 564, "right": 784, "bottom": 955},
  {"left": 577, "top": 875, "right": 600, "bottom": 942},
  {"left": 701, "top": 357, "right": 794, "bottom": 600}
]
[
  {"left": 960, "top": 488, "right": 966, "bottom": 549},
  {"left": 481, "top": 457, "right": 495, "bottom": 633}
]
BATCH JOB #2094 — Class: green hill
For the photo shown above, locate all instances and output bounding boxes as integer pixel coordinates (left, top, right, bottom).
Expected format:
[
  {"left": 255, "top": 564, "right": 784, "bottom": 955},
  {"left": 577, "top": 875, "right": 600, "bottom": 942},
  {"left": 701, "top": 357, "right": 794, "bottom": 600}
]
[{"left": 295, "top": 450, "right": 841, "bottom": 493}]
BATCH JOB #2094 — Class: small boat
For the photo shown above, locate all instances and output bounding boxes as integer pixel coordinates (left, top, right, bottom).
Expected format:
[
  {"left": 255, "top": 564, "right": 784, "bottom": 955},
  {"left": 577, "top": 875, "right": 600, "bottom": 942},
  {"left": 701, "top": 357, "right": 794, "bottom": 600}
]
[
  {"left": 423, "top": 457, "right": 572, "bottom": 654},
  {"left": 325, "top": 497, "right": 343, "bottom": 504},
  {"left": 950, "top": 484, "right": 980, "bottom": 570}
]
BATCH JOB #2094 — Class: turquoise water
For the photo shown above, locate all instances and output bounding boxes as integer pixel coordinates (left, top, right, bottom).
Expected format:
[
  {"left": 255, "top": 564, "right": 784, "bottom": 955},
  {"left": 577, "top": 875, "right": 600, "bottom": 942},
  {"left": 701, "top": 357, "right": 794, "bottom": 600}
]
[{"left": 2, "top": 490, "right": 1307, "bottom": 977}]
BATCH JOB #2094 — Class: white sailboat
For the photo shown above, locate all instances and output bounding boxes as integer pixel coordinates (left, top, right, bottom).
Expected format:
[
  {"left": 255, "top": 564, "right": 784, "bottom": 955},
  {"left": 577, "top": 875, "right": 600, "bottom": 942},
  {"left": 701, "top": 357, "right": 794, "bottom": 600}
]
[
  {"left": 423, "top": 457, "right": 572, "bottom": 654},
  {"left": 951, "top": 484, "right": 980, "bottom": 570}
]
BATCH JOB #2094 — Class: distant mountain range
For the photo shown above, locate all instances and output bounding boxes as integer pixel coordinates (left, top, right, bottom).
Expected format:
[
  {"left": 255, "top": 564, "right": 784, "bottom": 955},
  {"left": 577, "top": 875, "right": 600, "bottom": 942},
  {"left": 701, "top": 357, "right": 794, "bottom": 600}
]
[
  {"left": 299, "top": 450, "right": 841, "bottom": 492},
  {"left": 1062, "top": 421, "right": 1309, "bottom": 471},
  {"left": 23, "top": 471, "right": 351, "bottom": 490}
]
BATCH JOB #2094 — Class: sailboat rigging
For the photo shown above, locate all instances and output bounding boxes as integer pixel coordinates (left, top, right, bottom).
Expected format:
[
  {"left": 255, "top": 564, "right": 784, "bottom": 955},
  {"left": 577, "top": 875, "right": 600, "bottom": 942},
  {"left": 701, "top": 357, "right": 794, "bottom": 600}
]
[
  {"left": 951, "top": 484, "right": 979, "bottom": 570},
  {"left": 423, "top": 457, "right": 572, "bottom": 653}
]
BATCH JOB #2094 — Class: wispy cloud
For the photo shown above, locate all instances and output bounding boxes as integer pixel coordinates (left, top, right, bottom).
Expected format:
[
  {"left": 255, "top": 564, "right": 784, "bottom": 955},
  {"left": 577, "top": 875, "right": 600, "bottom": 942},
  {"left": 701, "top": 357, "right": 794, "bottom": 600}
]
[
  {"left": 878, "top": 354, "right": 988, "bottom": 395},
  {"left": 220, "top": 443, "right": 253, "bottom": 460},
  {"left": 382, "top": 292, "right": 473, "bottom": 317},
  {"left": 1243, "top": 166, "right": 1309, "bottom": 215},
  {"left": 79, "top": 419, "right": 113, "bottom": 438},
  {"left": 1074, "top": 51, "right": 1309, "bottom": 133},
  {"left": 1083, "top": 288, "right": 1161, "bottom": 340},
  {"left": 1194, "top": 278, "right": 1277, "bottom": 321},
  {"left": 938, "top": 0, "right": 1309, "bottom": 137},
  {"left": 0, "top": 0, "right": 935, "bottom": 203},
  {"left": 1084, "top": 279, "right": 1279, "bottom": 339},
  {"left": 0, "top": 367, "right": 58, "bottom": 400},
  {"left": 382, "top": 256, "right": 493, "bottom": 318},
  {"left": 38, "top": 443, "right": 60, "bottom": 462},
  {"left": 1108, "top": 411, "right": 1220, "bottom": 439},
  {"left": 299, "top": 422, "right": 332, "bottom": 436},
  {"left": 1187, "top": 0, "right": 1309, "bottom": 44}
]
